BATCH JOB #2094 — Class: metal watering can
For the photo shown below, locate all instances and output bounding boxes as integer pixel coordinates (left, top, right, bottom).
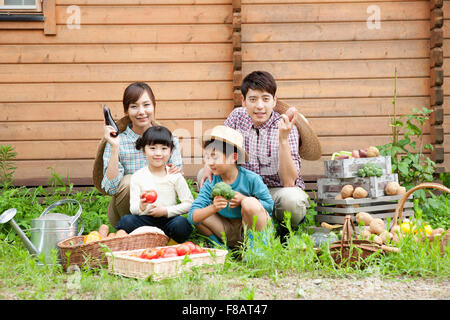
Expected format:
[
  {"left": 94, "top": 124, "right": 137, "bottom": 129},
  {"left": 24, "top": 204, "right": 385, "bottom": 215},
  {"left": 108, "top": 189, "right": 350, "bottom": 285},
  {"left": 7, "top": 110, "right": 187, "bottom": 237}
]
[{"left": 0, "top": 199, "right": 83, "bottom": 264}]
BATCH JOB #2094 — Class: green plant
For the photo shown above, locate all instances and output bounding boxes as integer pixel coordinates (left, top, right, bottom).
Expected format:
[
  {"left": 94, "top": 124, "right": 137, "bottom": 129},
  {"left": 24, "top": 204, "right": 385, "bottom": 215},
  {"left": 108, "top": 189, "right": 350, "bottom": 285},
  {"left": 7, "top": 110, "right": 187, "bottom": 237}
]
[
  {"left": 357, "top": 163, "right": 383, "bottom": 177},
  {"left": 0, "top": 145, "right": 17, "bottom": 188},
  {"left": 377, "top": 69, "right": 436, "bottom": 190}
]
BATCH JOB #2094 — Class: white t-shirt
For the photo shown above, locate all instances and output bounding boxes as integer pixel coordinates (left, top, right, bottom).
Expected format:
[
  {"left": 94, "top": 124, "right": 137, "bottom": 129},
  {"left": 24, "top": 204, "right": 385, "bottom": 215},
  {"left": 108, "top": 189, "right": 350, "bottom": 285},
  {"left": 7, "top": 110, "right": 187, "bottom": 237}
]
[{"left": 129, "top": 166, "right": 194, "bottom": 218}]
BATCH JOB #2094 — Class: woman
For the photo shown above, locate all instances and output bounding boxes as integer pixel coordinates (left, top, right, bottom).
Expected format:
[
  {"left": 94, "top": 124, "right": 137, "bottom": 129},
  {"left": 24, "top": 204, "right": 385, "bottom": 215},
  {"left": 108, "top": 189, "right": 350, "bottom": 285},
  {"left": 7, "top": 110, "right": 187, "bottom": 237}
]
[{"left": 101, "top": 82, "right": 183, "bottom": 228}]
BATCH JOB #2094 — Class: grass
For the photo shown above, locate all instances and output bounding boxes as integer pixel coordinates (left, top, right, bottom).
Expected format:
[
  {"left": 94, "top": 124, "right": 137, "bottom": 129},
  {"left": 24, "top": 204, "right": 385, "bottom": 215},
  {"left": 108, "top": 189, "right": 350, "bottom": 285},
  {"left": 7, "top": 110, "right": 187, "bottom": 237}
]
[{"left": 0, "top": 174, "right": 449, "bottom": 300}]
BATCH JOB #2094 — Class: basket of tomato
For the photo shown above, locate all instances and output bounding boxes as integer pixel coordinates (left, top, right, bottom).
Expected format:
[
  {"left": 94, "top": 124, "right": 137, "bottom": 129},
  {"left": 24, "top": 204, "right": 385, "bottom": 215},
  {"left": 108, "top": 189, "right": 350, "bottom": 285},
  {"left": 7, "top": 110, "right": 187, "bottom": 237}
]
[{"left": 105, "top": 242, "right": 228, "bottom": 280}]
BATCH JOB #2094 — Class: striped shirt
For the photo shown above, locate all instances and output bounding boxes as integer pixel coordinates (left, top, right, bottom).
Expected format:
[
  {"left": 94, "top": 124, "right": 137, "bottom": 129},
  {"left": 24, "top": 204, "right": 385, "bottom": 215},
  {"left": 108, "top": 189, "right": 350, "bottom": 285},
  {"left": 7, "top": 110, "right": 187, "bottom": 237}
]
[
  {"left": 224, "top": 107, "right": 305, "bottom": 189},
  {"left": 101, "top": 125, "right": 183, "bottom": 195}
]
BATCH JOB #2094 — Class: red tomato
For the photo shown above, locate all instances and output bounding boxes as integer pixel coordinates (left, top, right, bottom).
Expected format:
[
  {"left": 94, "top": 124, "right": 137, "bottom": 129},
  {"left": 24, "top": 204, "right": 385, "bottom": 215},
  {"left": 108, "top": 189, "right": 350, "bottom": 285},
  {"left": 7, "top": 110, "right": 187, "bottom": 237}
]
[
  {"left": 144, "top": 190, "right": 157, "bottom": 203},
  {"left": 140, "top": 248, "right": 159, "bottom": 260},
  {"left": 160, "top": 246, "right": 177, "bottom": 258},
  {"left": 176, "top": 244, "right": 190, "bottom": 256},
  {"left": 183, "top": 241, "right": 196, "bottom": 252},
  {"left": 192, "top": 245, "right": 205, "bottom": 254}
]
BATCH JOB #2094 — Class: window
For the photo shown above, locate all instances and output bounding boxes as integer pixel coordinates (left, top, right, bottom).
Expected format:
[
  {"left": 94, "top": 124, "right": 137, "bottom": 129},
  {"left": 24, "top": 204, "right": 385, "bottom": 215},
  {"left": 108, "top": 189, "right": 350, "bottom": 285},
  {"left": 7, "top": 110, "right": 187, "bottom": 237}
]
[{"left": 0, "top": 0, "right": 42, "bottom": 11}]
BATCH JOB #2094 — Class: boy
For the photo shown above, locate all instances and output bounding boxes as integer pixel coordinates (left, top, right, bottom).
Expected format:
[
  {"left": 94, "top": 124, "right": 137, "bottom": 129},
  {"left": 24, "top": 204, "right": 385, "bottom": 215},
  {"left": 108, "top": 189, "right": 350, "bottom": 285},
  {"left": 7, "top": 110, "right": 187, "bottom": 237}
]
[
  {"left": 188, "top": 125, "right": 274, "bottom": 248},
  {"left": 199, "top": 71, "right": 321, "bottom": 238}
]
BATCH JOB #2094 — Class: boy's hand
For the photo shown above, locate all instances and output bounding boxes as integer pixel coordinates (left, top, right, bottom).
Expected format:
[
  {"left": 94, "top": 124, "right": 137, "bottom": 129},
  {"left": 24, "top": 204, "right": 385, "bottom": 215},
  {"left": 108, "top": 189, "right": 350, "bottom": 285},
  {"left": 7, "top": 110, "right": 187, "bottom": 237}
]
[
  {"left": 229, "top": 191, "right": 246, "bottom": 208},
  {"left": 212, "top": 196, "right": 228, "bottom": 212},
  {"left": 139, "top": 197, "right": 148, "bottom": 212},
  {"left": 148, "top": 203, "right": 168, "bottom": 218}
]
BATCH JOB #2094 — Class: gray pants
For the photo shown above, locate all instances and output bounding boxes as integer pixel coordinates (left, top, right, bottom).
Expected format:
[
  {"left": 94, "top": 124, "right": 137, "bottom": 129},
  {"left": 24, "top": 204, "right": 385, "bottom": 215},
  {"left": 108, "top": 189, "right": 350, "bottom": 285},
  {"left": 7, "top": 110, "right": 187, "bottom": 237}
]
[{"left": 197, "top": 168, "right": 309, "bottom": 228}]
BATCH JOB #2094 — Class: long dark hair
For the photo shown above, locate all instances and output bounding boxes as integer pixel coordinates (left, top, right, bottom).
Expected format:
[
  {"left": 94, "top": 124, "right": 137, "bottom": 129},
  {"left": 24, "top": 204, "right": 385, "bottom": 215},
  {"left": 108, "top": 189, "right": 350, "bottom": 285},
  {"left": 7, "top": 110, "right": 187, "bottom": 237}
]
[
  {"left": 123, "top": 82, "right": 156, "bottom": 113},
  {"left": 136, "top": 126, "right": 174, "bottom": 151}
]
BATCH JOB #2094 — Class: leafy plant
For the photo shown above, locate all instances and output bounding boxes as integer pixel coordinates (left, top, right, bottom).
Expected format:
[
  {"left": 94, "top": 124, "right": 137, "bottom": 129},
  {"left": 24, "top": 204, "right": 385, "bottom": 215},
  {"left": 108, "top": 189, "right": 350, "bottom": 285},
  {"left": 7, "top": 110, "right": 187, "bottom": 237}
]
[
  {"left": 377, "top": 69, "right": 436, "bottom": 191},
  {"left": 0, "top": 145, "right": 17, "bottom": 188}
]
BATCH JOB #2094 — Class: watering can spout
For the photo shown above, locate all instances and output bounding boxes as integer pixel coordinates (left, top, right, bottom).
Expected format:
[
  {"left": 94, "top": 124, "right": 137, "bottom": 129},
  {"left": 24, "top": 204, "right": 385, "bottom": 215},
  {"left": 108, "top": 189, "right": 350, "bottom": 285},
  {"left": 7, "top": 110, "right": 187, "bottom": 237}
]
[{"left": 0, "top": 208, "right": 39, "bottom": 255}]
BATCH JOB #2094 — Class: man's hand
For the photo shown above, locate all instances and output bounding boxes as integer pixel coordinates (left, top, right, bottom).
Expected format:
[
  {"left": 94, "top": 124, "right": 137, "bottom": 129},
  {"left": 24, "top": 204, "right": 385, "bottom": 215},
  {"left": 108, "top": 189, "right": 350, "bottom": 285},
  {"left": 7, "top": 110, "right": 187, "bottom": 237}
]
[
  {"left": 212, "top": 195, "right": 228, "bottom": 212},
  {"left": 278, "top": 112, "right": 295, "bottom": 142},
  {"left": 229, "top": 191, "right": 247, "bottom": 208}
]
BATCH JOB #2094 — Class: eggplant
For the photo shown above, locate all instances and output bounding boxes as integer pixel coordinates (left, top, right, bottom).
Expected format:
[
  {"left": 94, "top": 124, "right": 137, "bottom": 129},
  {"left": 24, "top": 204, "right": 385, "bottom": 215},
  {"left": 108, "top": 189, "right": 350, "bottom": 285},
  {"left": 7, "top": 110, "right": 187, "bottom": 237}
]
[{"left": 103, "top": 105, "right": 119, "bottom": 137}]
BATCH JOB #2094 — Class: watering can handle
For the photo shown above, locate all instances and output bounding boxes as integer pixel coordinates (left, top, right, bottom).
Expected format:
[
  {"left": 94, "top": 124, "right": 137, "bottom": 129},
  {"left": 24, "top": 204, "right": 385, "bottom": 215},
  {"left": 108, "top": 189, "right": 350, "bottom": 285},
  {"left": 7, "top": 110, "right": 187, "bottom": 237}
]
[{"left": 40, "top": 199, "right": 83, "bottom": 235}]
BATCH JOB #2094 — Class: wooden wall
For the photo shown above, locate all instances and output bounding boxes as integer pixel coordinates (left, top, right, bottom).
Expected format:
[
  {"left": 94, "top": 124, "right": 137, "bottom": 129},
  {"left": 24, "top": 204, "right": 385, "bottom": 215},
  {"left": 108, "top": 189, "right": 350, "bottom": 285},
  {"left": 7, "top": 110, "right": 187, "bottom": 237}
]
[
  {"left": 0, "top": 0, "right": 447, "bottom": 187},
  {"left": 240, "top": 0, "right": 448, "bottom": 177},
  {"left": 0, "top": 0, "right": 234, "bottom": 186}
]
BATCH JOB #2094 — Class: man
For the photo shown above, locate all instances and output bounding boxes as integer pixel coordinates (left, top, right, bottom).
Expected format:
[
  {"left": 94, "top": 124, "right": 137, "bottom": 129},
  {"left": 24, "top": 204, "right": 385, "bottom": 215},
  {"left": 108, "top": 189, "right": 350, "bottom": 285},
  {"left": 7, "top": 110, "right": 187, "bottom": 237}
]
[{"left": 199, "top": 71, "right": 321, "bottom": 238}]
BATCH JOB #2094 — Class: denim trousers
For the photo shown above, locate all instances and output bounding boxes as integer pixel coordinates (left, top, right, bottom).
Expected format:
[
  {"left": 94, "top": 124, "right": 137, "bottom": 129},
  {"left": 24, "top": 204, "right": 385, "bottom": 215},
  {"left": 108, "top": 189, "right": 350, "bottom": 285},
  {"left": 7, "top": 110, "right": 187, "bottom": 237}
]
[{"left": 116, "top": 214, "right": 193, "bottom": 243}]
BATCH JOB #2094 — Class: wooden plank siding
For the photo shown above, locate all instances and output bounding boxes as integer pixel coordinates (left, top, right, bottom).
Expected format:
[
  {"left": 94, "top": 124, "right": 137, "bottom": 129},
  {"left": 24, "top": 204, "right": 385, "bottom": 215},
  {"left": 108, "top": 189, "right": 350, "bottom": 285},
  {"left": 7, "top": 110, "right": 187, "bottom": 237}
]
[
  {"left": 442, "top": 0, "right": 450, "bottom": 172},
  {"left": 0, "top": 0, "right": 234, "bottom": 186},
  {"left": 241, "top": 0, "right": 446, "bottom": 178},
  {"left": 0, "top": 0, "right": 446, "bottom": 187}
]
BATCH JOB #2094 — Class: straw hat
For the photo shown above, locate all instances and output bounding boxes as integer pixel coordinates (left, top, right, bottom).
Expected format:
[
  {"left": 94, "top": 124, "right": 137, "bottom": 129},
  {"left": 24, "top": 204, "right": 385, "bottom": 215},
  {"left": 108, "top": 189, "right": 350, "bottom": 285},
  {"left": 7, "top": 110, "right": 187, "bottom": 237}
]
[
  {"left": 202, "top": 125, "right": 249, "bottom": 163},
  {"left": 274, "top": 100, "right": 322, "bottom": 161}
]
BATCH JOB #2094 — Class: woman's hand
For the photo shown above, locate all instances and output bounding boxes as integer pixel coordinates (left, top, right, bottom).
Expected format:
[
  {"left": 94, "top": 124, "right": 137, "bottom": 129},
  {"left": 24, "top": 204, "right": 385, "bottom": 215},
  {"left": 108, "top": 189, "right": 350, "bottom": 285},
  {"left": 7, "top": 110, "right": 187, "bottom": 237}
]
[
  {"left": 104, "top": 121, "right": 120, "bottom": 147},
  {"left": 167, "top": 163, "right": 183, "bottom": 175},
  {"left": 148, "top": 203, "right": 168, "bottom": 218},
  {"left": 212, "top": 196, "right": 228, "bottom": 212},
  {"left": 229, "top": 191, "right": 247, "bottom": 209}
]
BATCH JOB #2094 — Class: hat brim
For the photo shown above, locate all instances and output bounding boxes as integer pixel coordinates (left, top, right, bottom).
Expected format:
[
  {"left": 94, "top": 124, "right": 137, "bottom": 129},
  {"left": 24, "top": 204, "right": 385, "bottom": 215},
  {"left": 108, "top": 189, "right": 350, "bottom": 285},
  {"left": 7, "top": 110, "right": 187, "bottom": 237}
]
[
  {"left": 202, "top": 134, "right": 250, "bottom": 163},
  {"left": 274, "top": 100, "right": 322, "bottom": 161}
]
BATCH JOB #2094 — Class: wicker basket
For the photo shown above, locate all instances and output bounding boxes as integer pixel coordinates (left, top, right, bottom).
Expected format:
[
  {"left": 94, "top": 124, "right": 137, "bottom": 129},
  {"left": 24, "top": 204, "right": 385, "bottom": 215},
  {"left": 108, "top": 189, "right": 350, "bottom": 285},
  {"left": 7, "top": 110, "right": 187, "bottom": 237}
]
[
  {"left": 391, "top": 182, "right": 449, "bottom": 253},
  {"left": 328, "top": 215, "right": 400, "bottom": 266},
  {"left": 105, "top": 247, "right": 228, "bottom": 280},
  {"left": 58, "top": 232, "right": 169, "bottom": 270}
]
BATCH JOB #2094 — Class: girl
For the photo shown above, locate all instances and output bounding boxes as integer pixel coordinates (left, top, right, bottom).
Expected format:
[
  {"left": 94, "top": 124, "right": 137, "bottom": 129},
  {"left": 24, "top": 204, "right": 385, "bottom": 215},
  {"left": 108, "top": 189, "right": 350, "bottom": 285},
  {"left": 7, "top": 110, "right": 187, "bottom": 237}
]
[
  {"left": 116, "top": 126, "right": 193, "bottom": 243},
  {"left": 100, "top": 82, "right": 183, "bottom": 228}
]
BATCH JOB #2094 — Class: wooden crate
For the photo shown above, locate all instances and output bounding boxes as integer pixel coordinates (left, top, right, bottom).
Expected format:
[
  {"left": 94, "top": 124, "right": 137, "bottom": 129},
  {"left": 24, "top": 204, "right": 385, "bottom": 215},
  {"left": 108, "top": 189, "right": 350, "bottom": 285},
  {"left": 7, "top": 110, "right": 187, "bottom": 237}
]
[
  {"left": 105, "top": 247, "right": 228, "bottom": 280},
  {"left": 314, "top": 194, "right": 414, "bottom": 226},
  {"left": 324, "top": 156, "right": 391, "bottom": 179},
  {"left": 317, "top": 173, "right": 398, "bottom": 199}
]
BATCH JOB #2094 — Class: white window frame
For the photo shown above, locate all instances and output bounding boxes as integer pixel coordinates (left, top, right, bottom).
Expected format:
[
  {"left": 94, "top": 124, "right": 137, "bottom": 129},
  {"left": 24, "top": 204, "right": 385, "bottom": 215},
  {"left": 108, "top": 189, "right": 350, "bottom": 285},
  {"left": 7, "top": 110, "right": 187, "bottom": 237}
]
[{"left": 0, "top": 0, "right": 42, "bottom": 12}]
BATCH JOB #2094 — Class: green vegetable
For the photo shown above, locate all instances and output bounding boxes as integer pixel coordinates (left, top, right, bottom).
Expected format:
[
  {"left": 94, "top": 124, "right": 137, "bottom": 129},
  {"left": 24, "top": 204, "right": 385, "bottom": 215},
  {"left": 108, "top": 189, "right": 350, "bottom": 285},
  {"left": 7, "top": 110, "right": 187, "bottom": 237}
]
[
  {"left": 357, "top": 163, "right": 383, "bottom": 177},
  {"left": 211, "top": 182, "right": 235, "bottom": 200}
]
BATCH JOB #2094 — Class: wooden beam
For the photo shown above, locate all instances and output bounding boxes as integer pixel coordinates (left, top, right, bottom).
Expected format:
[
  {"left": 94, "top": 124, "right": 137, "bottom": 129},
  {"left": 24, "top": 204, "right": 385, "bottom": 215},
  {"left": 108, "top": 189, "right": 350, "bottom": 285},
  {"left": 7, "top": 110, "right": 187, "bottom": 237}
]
[{"left": 43, "top": 0, "right": 56, "bottom": 35}]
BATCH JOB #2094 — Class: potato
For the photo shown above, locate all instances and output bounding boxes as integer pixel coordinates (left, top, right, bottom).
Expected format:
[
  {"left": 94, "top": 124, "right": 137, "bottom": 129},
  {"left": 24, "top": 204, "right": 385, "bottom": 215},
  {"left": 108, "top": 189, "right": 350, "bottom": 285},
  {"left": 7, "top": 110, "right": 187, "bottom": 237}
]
[
  {"left": 390, "top": 224, "right": 401, "bottom": 236},
  {"left": 396, "top": 186, "right": 406, "bottom": 195},
  {"left": 356, "top": 212, "right": 373, "bottom": 226},
  {"left": 430, "top": 227, "right": 445, "bottom": 237},
  {"left": 341, "top": 185, "right": 354, "bottom": 199},
  {"left": 366, "top": 146, "right": 380, "bottom": 157},
  {"left": 99, "top": 224, "right": 109, "bottom": 239},
  {"left": 373, "top": 235, "right": 383, "bottom": 245},
  {"left": 359, "top": 228, "right": 372, "bottom": 240},
  {"left": 116, "top": 229, "right": 128, "bottom": 237},
  {"left": 369, "top": 218, "right": 385, "bottom": 235},
  {"left": 379, "top": 231, "right": 393, "bottom": 244},
  {"left": 107, "top": 232, "right": 116, "bottom": 238},
  {"left": 335, "top": 194, "right": 345, "bottom": 208},
  {"left": 385, "top": 182, "right": 400, "bottom": 196},
  {"left": 353, "top": 187, "right": 368, "bottom": 199}
]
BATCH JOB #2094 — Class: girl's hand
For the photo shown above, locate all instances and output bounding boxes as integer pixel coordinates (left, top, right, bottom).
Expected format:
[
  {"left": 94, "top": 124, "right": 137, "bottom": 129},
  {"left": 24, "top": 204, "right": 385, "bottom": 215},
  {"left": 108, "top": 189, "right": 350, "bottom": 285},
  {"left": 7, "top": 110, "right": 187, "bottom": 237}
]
[
  {"left": 229, "top": 191, "right": 247, "bottom": 209},
  {"left": 148, "top": 203, "right": 168, "bottom": 218},
  {"left": 167, "top": 163, "right": 183, "bottom": 175},
  {"left": 212, "top": 196, "right": 228, "bottom": 212},
  {"left": 139, "top": 197, "right": 149, "bottom": 212}
]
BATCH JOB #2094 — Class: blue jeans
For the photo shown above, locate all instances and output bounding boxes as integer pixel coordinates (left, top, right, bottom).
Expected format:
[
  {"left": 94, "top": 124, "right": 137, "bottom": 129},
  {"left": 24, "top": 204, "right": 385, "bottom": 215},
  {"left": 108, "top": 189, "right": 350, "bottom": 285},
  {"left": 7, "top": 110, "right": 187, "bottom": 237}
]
[{"left": 116, "top": 214, "right": 193, "bottom": 243}]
